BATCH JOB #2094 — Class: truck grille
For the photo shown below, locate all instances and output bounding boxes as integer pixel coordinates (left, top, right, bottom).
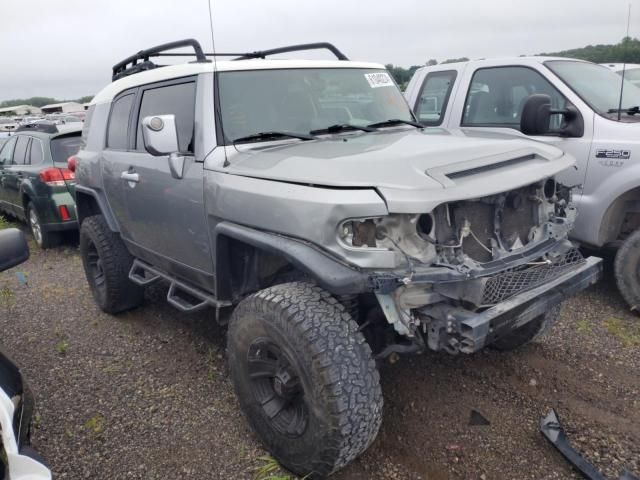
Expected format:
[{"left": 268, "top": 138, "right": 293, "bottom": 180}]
[{"left": 481, "top": 248, "right": 585, "bottom": 305}]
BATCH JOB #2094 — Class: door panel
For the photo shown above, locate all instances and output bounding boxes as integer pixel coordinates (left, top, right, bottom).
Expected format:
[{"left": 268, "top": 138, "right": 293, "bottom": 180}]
[
  {"left": 0, "top": 137, "right": 17, "bottom": 213},
  {"left": 5, "top": 136, "right": 30, "bottom": 218}
]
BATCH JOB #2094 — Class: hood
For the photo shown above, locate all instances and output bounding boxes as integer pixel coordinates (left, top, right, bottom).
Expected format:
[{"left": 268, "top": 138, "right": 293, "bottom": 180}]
[{"left": 223, "top": 128, "right": 576, "bottom": 213}]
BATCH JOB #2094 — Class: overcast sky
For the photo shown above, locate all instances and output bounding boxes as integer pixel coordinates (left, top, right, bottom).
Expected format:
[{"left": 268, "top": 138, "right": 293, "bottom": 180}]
[{"left": 1, "top": 0, "right": 637, "bottom": 101}]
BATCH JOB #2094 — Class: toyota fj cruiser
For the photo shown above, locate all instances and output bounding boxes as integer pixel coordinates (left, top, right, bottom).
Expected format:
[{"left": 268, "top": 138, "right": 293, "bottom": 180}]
[{"left": 74, "top": 39, "right": 601, "bottom": 478}]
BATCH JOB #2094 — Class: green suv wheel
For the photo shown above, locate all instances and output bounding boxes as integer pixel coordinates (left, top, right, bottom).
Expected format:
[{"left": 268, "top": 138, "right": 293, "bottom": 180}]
[
  {"left": 27, "top": 202, "right": 59, "bottom": 249},
  {"left": 79, "top": 215, "right": 144, "bottom": 314}
]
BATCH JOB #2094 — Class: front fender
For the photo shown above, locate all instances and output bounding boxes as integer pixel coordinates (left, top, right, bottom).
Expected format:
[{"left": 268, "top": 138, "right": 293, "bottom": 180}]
[{"left": 214, "top": 221, "right": 369, "bottom": 297}]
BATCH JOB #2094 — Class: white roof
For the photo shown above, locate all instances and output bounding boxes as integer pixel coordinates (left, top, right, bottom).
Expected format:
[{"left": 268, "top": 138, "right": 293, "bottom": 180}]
[
  {"left": 92, "top": 59, "right": 385, "bottom": 105},
  {"left": 600, "top": 63, "right": 640, "bottom": 72},
  {"left": 0, "top": 105, "right": 37, "bottom": 113},
  {"left": 41, "top": 102, "right": 83, "bottom": 109},
  {"left": 418, "top": 56, "right": 590, "bottom": 71}
]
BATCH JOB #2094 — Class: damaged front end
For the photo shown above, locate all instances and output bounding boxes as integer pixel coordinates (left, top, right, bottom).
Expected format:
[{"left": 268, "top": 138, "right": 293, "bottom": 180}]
[{"left": 339, "top": 179, "right": 602, "bottom": 354}]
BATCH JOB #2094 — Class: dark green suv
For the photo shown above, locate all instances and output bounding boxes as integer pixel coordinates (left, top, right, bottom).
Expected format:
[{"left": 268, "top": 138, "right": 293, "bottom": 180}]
[{"left": 0, "top": 123, "right": 81, "bottom": 248}]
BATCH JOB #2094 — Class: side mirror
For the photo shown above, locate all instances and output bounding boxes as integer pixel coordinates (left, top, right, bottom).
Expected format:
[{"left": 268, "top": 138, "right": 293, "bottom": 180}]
[
  {"left": 141, "top": 114, "right": 186, "bottom": 179},
  {"left": 141, "top": 115, "right": 179, "bottom": 156},
  {"left": 520, "top": 94, "right": 584, "bottom": 138},
  {"left": 0, "top": 228, "right": 29, "bottom": 272}
]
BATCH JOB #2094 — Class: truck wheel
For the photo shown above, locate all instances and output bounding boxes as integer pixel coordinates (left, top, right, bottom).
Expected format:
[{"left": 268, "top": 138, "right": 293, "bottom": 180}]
[
  {"left": 615, "top": 229, "right": 640, "bottom": 312},
  {"left": 491, "top": 306, "right": 561, "bottom": 351},
  {"left": 227, "top": 282, "right": 382, "bottom": 478},
  {"left": 27, "top": 202, "right": 59, "bottom": 249},
  {"left": 79, "top": 215, "right": 144, "bottom": 314}
]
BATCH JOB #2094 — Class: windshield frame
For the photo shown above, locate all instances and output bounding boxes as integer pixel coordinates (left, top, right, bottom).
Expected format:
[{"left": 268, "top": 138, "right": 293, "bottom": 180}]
[
  {"left": 544, "top": 59, "right": 640, "bottom": 121},
  {"left": 213, "top": 67, "right": 416, "bottom": 146}
]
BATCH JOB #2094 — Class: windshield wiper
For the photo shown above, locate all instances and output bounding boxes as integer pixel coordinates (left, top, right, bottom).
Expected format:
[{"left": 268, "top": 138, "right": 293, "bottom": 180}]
[
  {"left": 309, "top": 123, "right": 376, "bottom": 135},
  {"left": 232, "top": 131, "right": 316, "bottom": 144},
  {"left": 367, "top": 118, "right": 424, "bottom": 129},
  {"left": 607, "top": 106, "right": 640, "bottom": 115}
]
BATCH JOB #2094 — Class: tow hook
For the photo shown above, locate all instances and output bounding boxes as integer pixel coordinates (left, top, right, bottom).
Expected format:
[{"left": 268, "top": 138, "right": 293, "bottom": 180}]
[{"left": 539, "top": 409, "right": 639, "bottom": 480}]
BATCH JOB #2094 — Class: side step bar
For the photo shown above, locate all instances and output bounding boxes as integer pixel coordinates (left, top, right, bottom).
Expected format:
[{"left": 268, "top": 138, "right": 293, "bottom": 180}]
[{"left": 129, "top": 259, "right": 231, "bottom": 313}]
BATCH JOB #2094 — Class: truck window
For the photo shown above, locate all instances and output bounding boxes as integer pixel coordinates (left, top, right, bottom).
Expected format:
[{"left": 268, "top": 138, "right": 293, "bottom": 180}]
[
  {"left": 135, "top": 81, "right": 196, "bottom": 153},
  {"left": 107, "top": 93, "right": 134, "bottom": 149},
  {"left": 414, "top": 70, "right": 457, "bottom": 126},
  {"left": 462, "top": 66, "right": 566, "bottom": 130}
]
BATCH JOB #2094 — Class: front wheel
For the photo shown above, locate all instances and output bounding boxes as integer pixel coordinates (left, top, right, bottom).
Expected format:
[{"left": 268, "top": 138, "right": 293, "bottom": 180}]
[
  {"left": 491, "top": 306, "right": 561, "bottom": 351},
  {"left": 227, "top": 283, "right": 382, "bottom": 479},
  {"left": 615, "top": 228, "right": 640, "bottom": 312}
]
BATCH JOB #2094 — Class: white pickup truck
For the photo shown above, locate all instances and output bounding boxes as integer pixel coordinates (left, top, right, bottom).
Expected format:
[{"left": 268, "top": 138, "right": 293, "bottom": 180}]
[{"left": 405, "top": 57, "right": 640, "bottom": 310}]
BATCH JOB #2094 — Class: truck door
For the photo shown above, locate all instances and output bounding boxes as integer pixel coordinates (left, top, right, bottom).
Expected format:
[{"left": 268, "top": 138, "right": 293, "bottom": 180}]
[
  {"left": 450, "top": 65, "right": 594, "bottom": 190},
  {"left": 115, "top": 77, "right": 213, "bottom": 290}
]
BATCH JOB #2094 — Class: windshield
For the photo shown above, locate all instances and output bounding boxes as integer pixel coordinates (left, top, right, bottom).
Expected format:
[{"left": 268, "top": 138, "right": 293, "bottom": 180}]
[
  {"left": 546, "top": 60, "right": 640, "bottom": 118},
  {"left": 216, "top": 68, "right": 413, "bottom": 144},
  {"left": 51, "top": 133, "right": 82, "bottom": 163}
]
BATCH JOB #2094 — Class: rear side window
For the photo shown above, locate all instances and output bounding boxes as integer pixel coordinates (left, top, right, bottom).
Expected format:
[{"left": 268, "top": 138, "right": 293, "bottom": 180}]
[
  {"left": 107, "top": 94, "right": 134, "bottom": 149},
  {"left": 136, "top": 82, "right": 196, "bottom": 153},
  {"left": 0, "top": 137, "right": 16, "bottom": 165},
  {"left": 414, "top": 70, "right": 457, "bottom": 126},
  {"left": 29, "top": 138, "right": 44, "bottom": 165},
  {"left": 51, "top": 134, "right": 82, "bottom": 163},
  {"left": 12, "top": 136, "right": 30, "bottom": 165}
]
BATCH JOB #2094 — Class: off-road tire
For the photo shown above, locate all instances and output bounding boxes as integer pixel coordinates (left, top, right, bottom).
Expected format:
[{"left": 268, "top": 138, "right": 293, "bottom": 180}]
[
  {"left": 27, "top": 202, "right": 59, "bottom": 249},
  {"left": 227, "top": 282, "right": 382, "bottom": 479},
  {"left": 491, "top": 305, "right": 561, "bottom": 351},
  {"left": 79, "top": 215, "right": 144, "bottom": 314},
  {"left": 615, "top": 229, "right": 640, "bottom": 312}
]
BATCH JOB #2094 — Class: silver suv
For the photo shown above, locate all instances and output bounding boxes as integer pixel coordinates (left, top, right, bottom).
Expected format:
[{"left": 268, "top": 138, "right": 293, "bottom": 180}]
[{"left": 74, "top": 39, "right": 601, "bottom": 478}]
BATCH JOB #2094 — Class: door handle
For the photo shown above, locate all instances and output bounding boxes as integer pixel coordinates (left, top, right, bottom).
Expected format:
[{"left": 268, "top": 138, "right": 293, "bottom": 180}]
[{"left": 120, "top": 171, "right": 140, "bottom": 183}]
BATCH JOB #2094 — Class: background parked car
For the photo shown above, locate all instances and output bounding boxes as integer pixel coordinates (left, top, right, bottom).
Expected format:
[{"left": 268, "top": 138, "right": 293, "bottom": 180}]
[
  {"left": 0, "top": 123, "right": 81, "bottom": 248},
  {"left": 601, "top": 63, "right": 640, "bottom": 88}
]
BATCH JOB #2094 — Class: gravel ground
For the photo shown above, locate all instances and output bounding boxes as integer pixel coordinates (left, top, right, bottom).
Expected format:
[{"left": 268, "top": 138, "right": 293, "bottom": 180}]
[{"left": 0, "top": 233, "right": 638, "bottom": 479}]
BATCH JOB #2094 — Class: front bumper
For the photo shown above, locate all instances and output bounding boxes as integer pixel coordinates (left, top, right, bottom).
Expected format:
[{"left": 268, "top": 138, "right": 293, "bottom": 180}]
[{"left": 448, "top": 256, "right": 601, "bottom": 353}]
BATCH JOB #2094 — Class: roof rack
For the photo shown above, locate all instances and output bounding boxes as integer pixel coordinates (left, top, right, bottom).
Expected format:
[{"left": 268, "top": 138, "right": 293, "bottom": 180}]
[
  {"left": 15, "top": 122, "right": 58, "bottom": 134},
  {"left": 112, "top": 39, "right": 349, "bottom": 81}
]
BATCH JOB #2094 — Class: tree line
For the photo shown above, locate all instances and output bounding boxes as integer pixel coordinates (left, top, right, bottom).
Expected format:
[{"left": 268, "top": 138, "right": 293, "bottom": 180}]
[
  {"left": 3, "top": 38, "right": 640, "bottom": 105},
  {"left": 0, "top": 96, "right": 94, "bottom": 109}
]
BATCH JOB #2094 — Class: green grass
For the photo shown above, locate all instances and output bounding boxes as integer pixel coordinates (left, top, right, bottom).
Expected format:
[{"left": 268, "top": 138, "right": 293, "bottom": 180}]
[
  {"left": 84, "top": 413, "right": 105, "bottom": 434},
  {"left": 55, "top": 339, "right": 69, "bottom": 355},
  {"left": 603, "top": 317, "right": 640, "bottom": 347},
  {"left": 576, "top": 318, "right": 591, "bottom": 333},
  {"left": 0, "top": 216, "right": 13, "bottom": 230},
  {"left": 254, "top": 456, "right": 300, "bottom": 480},
  {"left": 0, "top": 287, "right": 15, "bottom": 308}
]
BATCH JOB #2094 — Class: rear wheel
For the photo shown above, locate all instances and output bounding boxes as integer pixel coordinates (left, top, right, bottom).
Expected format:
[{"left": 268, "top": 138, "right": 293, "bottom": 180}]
[
  {"left": 79, "top": 215, "right": 143, "bottom": 314},
  {"left": 491, "top": 306, "right": 561, "bottom": 351},
  {"left": 615, "top": 228, "right": 640, "bottom": 312},
  {"left": 27, "top": 202, "right": 59, "bottom": 249},
  {"left": 227, "top": 282, "right": 382, "bottom": 478}
]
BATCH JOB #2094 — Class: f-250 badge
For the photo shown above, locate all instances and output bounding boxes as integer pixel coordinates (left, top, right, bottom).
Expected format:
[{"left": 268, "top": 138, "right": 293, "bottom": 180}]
[{"left": 596, "top": 149, "right": 629, "bottom": 167}]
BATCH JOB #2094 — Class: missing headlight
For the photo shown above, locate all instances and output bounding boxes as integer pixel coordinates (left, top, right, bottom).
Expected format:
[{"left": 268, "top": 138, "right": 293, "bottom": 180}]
[{"left": 352, "top": 219, "right": 377, "bottom": 247}]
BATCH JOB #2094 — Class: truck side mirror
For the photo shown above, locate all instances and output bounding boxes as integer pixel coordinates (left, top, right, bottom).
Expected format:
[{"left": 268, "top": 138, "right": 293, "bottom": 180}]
[
  {"left": 141, "top": 115, "right": 186, "bottom": 179},
  {"left": 141, "top": 115, "right": 179, "bottom": 156},
  {"left": 0, "top": 228, "right": 29, "bottom": 272},
  {"left": 520, "top": 94, "right": 583, "bottom": 138}
]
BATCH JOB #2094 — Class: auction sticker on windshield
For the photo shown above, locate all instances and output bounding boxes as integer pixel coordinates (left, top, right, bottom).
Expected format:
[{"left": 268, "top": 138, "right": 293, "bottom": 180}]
[{"left": 365, "top": 72, "right": 394, "bottom": 88}]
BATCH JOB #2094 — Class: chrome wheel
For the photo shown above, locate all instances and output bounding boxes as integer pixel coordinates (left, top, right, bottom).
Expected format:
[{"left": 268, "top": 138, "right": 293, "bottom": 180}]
[{"left": 29, "top": 208, "right": 43, "bottom": 246}]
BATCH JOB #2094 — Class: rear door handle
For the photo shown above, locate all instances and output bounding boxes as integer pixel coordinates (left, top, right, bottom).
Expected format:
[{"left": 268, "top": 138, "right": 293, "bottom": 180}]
[{"left": 120, "top": 171, "right": 140, "bottom": 183}]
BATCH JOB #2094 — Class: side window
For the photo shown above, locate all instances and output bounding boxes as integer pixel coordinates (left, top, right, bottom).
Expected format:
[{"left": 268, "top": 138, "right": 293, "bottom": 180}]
[
  {"left": 0, "top": 137, "right": 17, "bottom": 165},
  {"left": 12, "top": 136, "right": 30, "bottom": 166},
  {"left": 462, "top": 66, "right": 567, "bottom": 129},
  {"left": 29, "top": 138, "right": 44, "bottom": 165},
  {"left": 107, "top": 93, "right": 135, "bottom": 149},
  {"left": 136, "top": 82, "right": 196, "bottom": 153},
  {"left": 414, "top": 71, "right": 457, "bottom": 126}
]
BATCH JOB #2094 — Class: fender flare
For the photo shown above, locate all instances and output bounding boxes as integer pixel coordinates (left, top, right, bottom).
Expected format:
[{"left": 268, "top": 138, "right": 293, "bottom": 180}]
[
  {"left": 214, "top": 221, "right": 369, "bottom": 297},
  {"left": 74, "top": 185, "right": 120, "bottom": 232}
]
